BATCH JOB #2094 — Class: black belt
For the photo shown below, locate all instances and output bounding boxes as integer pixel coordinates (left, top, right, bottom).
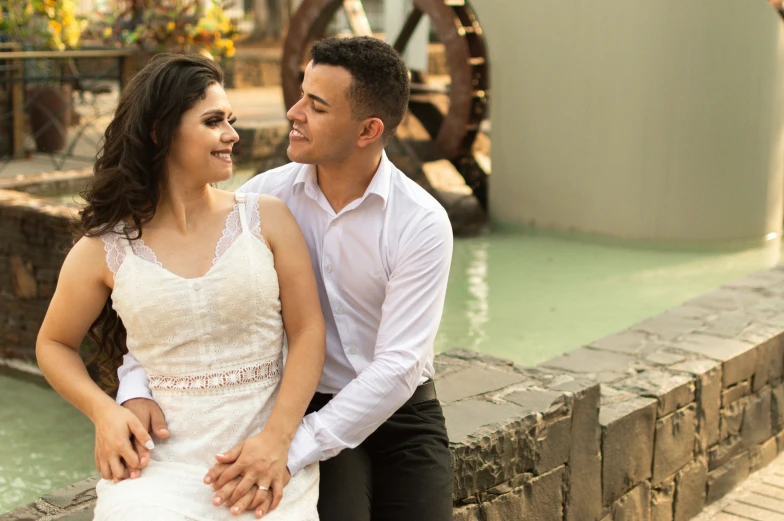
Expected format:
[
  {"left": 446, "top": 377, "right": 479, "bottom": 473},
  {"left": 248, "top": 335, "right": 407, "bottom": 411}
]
[{"left": 312, "top": 379, "right": 437, "bottom": 410}]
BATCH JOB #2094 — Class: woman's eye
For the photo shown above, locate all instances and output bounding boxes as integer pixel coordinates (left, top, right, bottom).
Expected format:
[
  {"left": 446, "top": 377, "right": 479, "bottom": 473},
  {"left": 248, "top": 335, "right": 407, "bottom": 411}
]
[
  {"left": 206, "top": 119, "right": 220, "bottom": 126},
  {"left": 313, "top": 106, "right": 324, "bottom": 114},
  {"left": 228, "top": 117, "right": 237, "bottom": 126}
]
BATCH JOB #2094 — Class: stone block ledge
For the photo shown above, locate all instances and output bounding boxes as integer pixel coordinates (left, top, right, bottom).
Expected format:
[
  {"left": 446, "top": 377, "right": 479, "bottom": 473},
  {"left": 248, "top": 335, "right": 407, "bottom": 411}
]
[{"left": 6, "top": 250, "right": 784, "bottom": 519}]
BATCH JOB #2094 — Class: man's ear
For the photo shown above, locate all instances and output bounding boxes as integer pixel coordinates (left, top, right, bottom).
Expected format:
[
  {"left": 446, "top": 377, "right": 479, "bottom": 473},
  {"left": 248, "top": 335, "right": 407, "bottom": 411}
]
[{"left": 357, "top": 118, "right": 385, "bottom": 148}]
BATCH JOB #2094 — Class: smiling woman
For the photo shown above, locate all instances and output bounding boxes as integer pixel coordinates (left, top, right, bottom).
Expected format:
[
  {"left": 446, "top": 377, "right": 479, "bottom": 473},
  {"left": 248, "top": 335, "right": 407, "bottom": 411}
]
[{"left": 33, "top": 51, "right": 325, "bottom": 520}]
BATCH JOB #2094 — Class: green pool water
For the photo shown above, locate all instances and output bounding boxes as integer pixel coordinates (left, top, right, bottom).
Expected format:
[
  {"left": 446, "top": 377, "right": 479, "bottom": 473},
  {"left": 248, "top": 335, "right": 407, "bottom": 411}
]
[{"left": 4, "top": 191, "right": 784, "bottom": 512}]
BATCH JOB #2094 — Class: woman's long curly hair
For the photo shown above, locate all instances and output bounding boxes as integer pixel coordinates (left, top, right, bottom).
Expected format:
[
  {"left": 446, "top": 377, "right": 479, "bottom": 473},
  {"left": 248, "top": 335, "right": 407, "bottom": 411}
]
[{"left": 77, "top": 53, "right": 224, "bottom": 393}]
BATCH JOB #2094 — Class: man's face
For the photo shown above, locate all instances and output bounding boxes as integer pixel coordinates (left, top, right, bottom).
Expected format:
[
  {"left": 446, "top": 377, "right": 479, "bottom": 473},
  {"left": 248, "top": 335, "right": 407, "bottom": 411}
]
[{"left": 286, "top": 61, "right": 364, "bottom": 165}]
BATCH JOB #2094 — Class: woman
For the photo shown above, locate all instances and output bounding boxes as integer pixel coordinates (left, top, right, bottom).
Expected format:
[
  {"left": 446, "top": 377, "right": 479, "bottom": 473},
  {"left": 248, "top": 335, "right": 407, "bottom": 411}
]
[{"left": 35, "top": 54, "right": 324, "bottom": 520}]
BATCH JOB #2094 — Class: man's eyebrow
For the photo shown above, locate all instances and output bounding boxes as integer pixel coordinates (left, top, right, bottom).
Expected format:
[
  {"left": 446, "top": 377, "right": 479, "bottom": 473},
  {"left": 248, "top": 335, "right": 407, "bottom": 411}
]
[{"left": 301, "top": 89, "right": 331, "bottom": 107}]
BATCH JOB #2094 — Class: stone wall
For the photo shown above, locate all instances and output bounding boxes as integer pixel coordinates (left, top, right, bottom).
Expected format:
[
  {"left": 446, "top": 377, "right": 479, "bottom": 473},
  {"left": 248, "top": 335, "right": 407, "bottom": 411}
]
[
  {"left": 0, "top": 190, "right": 76, "bottom": 361},
  {"left": 0, "top": 169, "right": 93, "bottom": 198},
  {"left": 441, "top": 269, "right": 784, "bottom": 520},
  {"left": 5, "top": 190, "right": 784, "bottom": 519}
]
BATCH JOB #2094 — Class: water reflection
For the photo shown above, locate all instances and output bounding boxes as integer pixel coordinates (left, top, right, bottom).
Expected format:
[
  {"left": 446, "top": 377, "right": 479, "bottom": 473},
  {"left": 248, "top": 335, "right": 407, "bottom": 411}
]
[
  {"left": 465, "top": 241, "right": 489, "bottom": 351},
  {"left": 437, "top": 231, "right": 783, "bottom": 365}
]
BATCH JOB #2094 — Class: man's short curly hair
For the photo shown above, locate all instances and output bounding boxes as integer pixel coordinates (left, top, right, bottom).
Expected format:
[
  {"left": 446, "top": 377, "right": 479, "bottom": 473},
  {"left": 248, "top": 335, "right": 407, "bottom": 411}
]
[{"left": 311, "top": 36, "right": 409, "bottom": 142}]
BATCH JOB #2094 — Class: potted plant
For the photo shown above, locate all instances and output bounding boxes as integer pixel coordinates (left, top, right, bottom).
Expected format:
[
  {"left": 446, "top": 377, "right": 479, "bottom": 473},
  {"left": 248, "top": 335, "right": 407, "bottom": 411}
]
[
  {"left": 85, "top": 0, "right": 237, "bottom": 69},
  {"left": 0, "top": 0, "right": 85, "bottom": 153}
]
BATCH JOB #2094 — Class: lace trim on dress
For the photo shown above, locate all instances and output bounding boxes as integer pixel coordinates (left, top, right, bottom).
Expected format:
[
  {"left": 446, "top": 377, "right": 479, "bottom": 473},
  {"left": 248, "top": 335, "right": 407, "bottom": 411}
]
[
  {"left": 101, "top": 193, "right": 265, "bottom": 274},
  {"left": 214, "top": 203, "right": 241, "bottom": 264},
  {"left": 102, "top": 232, "right": 126, "bottom": 276},
  {"left": 101, "top": 231, "right": 162, "bottom": 276},
  {"left": 148, "top": 358, "right": 281, "bottom": 391}
]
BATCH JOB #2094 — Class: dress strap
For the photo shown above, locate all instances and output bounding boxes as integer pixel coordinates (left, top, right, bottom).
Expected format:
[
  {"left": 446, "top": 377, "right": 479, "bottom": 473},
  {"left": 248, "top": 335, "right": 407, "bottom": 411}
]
[
  {"left": 114, "top": 223, "right": 135, "bottom": 256},
  {"left": 236, "top": 192, "right": 249, "bottom": 233}
]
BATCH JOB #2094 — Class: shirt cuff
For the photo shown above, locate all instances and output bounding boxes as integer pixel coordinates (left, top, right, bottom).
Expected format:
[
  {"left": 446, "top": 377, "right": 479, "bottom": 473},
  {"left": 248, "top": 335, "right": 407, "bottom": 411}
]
[
  {"left": 287, "top": 423, "right": 322, "bottom": 476},
  {"left": 115, "top": 370, "right": 152, "bottom": 405}
]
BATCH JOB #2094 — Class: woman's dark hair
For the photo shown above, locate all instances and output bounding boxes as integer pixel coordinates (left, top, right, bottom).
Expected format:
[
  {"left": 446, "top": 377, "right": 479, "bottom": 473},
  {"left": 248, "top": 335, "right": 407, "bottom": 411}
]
[{"left": 77, "top": 53, "right": 223, "bottom": 392}]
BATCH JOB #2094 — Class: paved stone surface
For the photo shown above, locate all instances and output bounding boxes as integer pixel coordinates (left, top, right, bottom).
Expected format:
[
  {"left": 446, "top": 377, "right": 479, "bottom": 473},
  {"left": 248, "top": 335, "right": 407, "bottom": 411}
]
[
  {"left": 442, "top": 399, "right": 528, "bottom": 443},
  {"left": 437, "top": 367, "right": 530, "bottom": 404},
  {"left": 618, "top": 369, "right": 695, "bottom": 417},
  {"left": 671, "top": 334, "right": 757, "bottom": 388},
  {"left": 504, "top": 388, "right": 567, "bottom": 418},
  {"left": 542, "top": 347, "right": 636, "bottom": 375},
  {"left": 695, "top": 452, "right": 784, "bottom": 521}
]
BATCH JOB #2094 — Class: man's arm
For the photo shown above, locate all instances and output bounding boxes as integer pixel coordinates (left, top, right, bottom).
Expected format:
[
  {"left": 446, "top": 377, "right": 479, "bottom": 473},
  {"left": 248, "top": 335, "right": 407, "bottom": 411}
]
[{"left": 286, "top": 209, "right": 454, "bottom": 475}]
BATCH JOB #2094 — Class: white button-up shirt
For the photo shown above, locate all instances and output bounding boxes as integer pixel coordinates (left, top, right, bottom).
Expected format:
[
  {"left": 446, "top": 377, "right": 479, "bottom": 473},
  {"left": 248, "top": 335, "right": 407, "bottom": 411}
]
[{"left": 116, "top": 152, "right": 453, "bottom": 474}]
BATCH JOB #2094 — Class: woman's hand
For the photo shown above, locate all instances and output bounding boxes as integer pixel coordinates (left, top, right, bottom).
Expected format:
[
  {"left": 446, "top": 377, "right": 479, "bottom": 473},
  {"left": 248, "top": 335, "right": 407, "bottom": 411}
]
[
  {"left": 93, "top": 402, "right": 155, "bottom": 482},
  {"left": 205, "top": 428, "right": 291, "bottom": 516}
]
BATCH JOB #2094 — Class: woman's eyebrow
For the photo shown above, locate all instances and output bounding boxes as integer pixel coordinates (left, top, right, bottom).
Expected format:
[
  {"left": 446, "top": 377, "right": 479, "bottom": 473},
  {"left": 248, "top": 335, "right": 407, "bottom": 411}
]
[{"left": 201, "top": 109, "right": 233, "bottom": 117}]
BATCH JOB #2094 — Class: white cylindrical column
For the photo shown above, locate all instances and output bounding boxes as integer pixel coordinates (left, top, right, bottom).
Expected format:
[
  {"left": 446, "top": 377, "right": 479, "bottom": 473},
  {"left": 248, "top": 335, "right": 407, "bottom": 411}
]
[{"left": 473, "top": 0, "right": 784, "bottom": 246}]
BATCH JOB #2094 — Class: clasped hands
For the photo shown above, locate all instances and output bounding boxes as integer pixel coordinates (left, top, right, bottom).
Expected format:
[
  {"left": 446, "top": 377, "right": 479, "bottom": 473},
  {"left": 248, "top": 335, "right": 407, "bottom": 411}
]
[{"left": 94, "top": 398, "right": 290, "bottom": 519}]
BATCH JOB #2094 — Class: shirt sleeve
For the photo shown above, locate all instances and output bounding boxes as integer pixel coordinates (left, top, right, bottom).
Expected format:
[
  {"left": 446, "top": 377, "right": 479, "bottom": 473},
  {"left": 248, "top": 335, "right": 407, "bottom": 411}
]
[
  {"left": 286, "top": 208, "right": 454, "bottom": 475},
  {"left": 115, "top": 352, "right": 152, "bottom": 404}
]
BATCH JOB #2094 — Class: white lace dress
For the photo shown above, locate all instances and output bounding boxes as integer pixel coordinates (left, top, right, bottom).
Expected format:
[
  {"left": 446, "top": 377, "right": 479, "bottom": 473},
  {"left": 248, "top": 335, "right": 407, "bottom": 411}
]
[{"left": 92, "top": 192, "right": 319, "bottom": 521}]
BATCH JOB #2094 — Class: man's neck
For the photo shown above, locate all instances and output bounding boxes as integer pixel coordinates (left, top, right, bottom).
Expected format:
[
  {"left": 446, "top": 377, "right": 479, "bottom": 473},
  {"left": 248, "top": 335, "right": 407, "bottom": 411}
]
[{"left": 316, "top": 151, "right": 384, "bottom": 214}]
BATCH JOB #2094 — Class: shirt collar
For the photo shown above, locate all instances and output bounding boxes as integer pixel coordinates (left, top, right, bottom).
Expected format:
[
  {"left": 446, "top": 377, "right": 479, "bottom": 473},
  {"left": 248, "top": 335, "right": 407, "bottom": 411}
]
[{"left": 292, "top": 151, "right": 392, "bottom": 209}]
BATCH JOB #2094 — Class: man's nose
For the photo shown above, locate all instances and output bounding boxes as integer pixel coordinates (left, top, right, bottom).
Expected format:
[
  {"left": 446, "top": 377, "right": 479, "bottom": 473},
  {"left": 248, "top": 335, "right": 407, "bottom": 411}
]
[{"left": 287, "top": 97, "right": 306, "bottom": 122}]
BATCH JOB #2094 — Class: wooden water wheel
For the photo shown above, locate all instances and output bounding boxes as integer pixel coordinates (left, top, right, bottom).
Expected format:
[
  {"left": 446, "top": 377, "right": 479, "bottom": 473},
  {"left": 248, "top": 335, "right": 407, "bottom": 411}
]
[{"left": 281, "top": 0, "right": 490, "bottom": 209}]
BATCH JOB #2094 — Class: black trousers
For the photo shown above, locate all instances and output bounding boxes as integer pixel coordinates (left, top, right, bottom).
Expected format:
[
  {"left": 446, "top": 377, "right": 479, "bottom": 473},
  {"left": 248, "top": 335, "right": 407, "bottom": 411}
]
[{"left": 306, "top": 390, "right": 453, "bottom": 521}]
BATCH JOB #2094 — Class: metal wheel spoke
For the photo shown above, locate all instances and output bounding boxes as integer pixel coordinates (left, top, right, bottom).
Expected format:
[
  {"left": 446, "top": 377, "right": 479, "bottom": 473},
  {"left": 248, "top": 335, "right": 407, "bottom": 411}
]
[
  {"left": 392, "top": 6, "right": 424, "bottom": 54},
  {"left": 342, "top": 0, "right": 373, "bottom": 36}
]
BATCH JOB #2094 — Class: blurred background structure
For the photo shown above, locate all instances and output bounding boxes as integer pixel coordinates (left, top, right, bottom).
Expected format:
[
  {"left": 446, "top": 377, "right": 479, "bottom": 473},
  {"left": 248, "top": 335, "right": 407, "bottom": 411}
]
[{"left": 5, "top": 1, "right": 784, "bottom": 517}]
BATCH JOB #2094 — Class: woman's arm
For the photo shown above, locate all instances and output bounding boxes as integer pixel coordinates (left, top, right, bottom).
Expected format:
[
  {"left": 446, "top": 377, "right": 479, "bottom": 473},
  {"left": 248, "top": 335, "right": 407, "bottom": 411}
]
[
  {"left": 36, "top": 236, "right": 154, "bottom": 481},
  {"left": 206, "top": 195, "right": 326, "bottom": 516}
]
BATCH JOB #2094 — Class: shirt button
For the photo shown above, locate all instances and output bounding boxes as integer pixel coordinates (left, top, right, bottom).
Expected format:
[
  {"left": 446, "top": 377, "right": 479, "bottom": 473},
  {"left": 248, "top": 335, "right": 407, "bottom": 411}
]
[
  {"left": 192, "top": 282, "right": 202, "bottom": 291},
  {"left": 336, "top": 306, "right": 344, "bottom": 315},
  {"left": 330, "top": 220, "right": 337, "bottom": 227},
  {"left": 348, "top": 346, "right": 357, "bottom": 355},
  {"left": 326, "top": 265, "right": 333, "bottom": 273},
  {"left": 202, "top": 334, "right": 212, "bottom": 342}
]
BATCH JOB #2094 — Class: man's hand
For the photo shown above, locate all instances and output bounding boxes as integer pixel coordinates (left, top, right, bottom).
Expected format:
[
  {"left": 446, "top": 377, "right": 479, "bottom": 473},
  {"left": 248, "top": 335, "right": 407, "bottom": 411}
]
[
  {"left": 204, "top": 429, "right": 292, "bottom": 517},
  {"left": 93, "top": 402, "right": 155, "bottom": 483},
  {"left": 122, "top": 398, "right": 169, "bottom": 479}
]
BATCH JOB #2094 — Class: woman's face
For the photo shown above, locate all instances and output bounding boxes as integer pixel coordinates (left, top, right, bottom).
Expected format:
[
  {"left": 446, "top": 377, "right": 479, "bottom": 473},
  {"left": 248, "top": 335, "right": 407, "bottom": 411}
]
[{"left": 165, "top": 83, "right": 239, "bottom": 186}]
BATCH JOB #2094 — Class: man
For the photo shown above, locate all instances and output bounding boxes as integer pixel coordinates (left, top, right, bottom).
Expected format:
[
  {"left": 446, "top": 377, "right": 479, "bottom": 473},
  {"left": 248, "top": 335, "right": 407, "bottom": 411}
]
[{"left": 116, "top": 36, "right": 454, "bottom": 521}]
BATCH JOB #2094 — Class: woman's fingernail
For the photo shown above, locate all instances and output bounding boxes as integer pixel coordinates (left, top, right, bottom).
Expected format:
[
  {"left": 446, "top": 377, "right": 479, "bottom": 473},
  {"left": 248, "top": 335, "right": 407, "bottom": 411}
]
[
  {"left": 232, "top": 506, "right": 240, "bottom": 514},
  {"left": 213, "top": 496, "right": 222, "bottom": 505},
  {"left": 145, "top": 440, "right": 155, "bottom": 450},
  {"left": 204, "top": 475, "right": 212, "bottom": 484},
  {"left": 256, "top": 509, "right": 264, "bottom": 518}
]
